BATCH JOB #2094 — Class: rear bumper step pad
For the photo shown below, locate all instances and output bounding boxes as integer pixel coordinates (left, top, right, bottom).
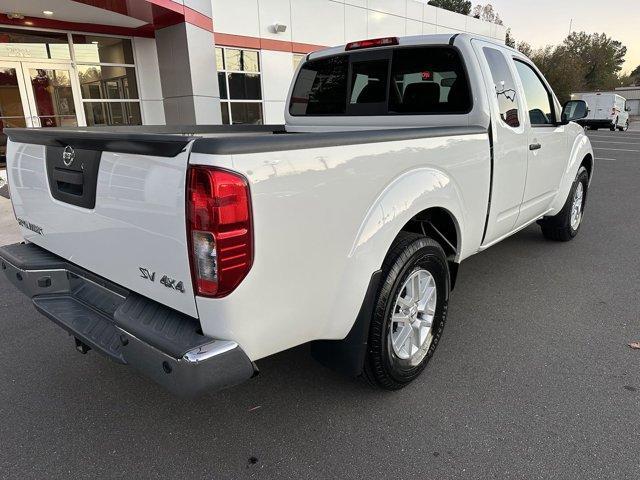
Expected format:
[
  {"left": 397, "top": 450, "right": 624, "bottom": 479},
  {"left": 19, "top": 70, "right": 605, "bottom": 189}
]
[
  {"left": 0, "top": 242, "right": 255, "bottom": 397},
  {"left": 34, "top": 295, "right": 126, "bottom": 363}
]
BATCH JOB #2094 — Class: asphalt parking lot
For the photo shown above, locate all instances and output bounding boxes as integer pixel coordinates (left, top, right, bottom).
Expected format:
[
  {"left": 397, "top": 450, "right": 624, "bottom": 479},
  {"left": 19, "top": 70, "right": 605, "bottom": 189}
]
[{"left": 1, "top": 127, "right": 639, "bottom": 479}]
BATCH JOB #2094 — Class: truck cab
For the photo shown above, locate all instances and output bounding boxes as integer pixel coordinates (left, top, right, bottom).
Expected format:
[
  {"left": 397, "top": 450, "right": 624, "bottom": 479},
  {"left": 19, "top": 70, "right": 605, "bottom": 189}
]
[{"left": 286, "top": 34, "right": 592, "bottom": 244}]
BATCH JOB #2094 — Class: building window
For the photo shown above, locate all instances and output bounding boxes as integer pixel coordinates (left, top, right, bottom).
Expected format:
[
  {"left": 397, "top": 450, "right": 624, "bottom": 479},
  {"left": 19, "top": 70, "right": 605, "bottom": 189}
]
[
  {"left": 0, "top": 28, "right": 70, "bottom": 60},
  {"left": 216, "top": 47, "right": 263, "bottom": 125},
  {"left": 71, "top": 35, "right": 142, "bottom": 126}
]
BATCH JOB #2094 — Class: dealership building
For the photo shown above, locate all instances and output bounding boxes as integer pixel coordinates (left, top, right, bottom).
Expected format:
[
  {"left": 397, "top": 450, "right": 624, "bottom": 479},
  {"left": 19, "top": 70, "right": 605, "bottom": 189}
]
[{"left": 0, "top": 0, "right": 505, "bottom": 149}]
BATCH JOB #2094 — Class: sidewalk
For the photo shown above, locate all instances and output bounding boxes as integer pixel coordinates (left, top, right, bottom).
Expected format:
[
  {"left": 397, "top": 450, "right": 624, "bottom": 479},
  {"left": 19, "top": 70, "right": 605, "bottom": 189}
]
[{"left": 0, "top": 196, "right": 21, "bottom": 246}]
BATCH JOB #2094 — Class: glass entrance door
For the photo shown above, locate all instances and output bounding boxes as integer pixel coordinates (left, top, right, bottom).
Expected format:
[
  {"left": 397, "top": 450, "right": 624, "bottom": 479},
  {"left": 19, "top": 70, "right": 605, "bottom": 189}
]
[
  {"left": 21, "top": 63, "right": 82, "bottom": 128},
  {"left": 0, "top": 61, "right": 31, "bottom": 164},
  {"left": 0, "top": 61, "right": 83, "bottom": 163}
]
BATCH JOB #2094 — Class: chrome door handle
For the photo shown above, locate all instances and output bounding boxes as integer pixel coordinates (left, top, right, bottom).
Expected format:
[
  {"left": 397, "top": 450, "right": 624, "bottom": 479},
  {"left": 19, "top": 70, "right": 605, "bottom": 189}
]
[{"left": 529, "top": 143, "right": 542, "bottom": 151}]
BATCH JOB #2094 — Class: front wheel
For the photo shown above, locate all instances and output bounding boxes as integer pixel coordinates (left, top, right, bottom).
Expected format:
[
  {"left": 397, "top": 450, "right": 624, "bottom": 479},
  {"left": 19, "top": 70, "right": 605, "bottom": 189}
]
[
  {"left": 364, "top": 232, "right": 450, "bottom": 390},
  {"left": 618, "top": 120, "right": 629, "bottom": 132},
  {"left": 538, "top": 167, "right": 589, "bottom": 241}
]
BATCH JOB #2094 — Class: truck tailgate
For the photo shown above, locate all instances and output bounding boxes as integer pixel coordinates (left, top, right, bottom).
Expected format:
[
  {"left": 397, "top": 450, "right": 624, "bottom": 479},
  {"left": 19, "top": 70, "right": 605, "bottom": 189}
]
[{"left": 6, "top": 131, "right": 198, "bottom": 317}]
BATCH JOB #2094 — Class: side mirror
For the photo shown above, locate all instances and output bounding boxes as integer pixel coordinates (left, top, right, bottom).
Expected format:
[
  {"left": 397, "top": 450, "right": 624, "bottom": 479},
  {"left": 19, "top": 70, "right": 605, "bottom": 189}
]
[
  {"left": 561, "top": 100, "right": 589, "bottom": 124},
  {"left": 626, "top": 107, "right": 632, "bottom": 112}
]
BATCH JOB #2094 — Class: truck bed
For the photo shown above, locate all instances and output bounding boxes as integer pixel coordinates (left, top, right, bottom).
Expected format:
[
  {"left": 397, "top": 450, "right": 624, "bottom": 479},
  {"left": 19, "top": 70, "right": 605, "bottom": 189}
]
[{"left": 5, "top": 122, "right": 491, "bottom": 361}]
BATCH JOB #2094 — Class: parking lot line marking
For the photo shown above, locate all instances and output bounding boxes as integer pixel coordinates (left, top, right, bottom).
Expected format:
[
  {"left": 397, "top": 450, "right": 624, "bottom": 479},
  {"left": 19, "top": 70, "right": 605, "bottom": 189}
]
[
  {"left": 588, "top": 134, "right": 640, "bottom": 138},
  {"left": 588, "top": 135, "right": 640, "bottom": 138},
  {"left": 595, "top": 157, "right": 617, "bottom": 161},
  {"left": 588, "top": 129, "right": 640, "bottom": 131},
  {"left": 593, "top": 147, "right": 640, "bottom": 152},
  {"left": 591, "top": 140, "right": 640, "bottom": 145}
]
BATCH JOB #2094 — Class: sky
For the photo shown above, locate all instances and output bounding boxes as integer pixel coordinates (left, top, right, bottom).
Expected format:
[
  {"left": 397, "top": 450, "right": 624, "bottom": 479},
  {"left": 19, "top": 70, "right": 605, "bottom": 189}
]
[{"left": 486, "top": 0, "right": 640, "bottom": 74}]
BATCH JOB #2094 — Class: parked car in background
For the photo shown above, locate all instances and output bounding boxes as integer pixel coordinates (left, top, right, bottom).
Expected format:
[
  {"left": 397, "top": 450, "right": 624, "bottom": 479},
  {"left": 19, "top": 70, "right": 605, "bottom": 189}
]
[
  {"left": 1, "top": 34, "right": 593, "bottom": 396},
  {"left": 578, "top": 92, "right": 630, "bottom": 131}
]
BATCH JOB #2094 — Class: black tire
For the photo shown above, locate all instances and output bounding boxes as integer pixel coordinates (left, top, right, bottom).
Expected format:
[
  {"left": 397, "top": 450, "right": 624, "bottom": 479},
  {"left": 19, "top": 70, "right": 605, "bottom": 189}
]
[
  {"left": 363, "top": 232, "right": 450, "bottom": 390},
  {"left": 618, "top": 121, "right": 629, "bottom": 132},
  {"left": 538, "top": 167, "right": 589, "bottom": 242}
]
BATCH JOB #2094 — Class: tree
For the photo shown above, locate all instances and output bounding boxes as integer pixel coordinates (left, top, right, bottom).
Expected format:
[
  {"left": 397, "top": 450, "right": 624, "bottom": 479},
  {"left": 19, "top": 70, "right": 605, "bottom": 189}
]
[
  {"left": 505, "top": 28, "right": 516, "bottom": 48},
  {"left": 472, "top": 3, "right": 503, "bottom": 25},
  {"left": 516, "top": 32, "right": 628, "bottom": 103},
  {"left": 427, "top": 0, "right": 472, "bottom": 16},
  {"left": 620, "top": 65, "right": 640, "bottom": 86},
  {"left": 528, "top": 45, "right": 586, "bottom": 103},
  {"left": 562, "top": 32, "right": 627, "bottom": 91},
  {"left": 516, "top": 41, "right": 533, "bottom": 58}
]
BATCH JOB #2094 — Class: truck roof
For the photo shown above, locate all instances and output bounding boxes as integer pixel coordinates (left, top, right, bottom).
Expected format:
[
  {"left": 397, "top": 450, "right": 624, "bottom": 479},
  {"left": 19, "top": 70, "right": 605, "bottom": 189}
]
[{"left": 306, "top": 33, "right": 517, "bottom": 61}]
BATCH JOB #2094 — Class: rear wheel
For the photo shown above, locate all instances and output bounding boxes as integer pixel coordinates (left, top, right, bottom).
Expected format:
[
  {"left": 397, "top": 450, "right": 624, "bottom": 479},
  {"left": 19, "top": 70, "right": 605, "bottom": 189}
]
[
  {"left": 538, "top": 167, "right": 589, "bottom": 242},
  {"left": 364, "top": 232, "right": 450, "bottom": 390}
]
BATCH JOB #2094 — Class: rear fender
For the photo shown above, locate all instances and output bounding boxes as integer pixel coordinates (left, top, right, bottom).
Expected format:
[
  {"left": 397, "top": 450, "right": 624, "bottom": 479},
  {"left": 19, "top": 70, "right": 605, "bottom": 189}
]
[{"left": 324, "top": 167, "right": 465, "bottom": 340}]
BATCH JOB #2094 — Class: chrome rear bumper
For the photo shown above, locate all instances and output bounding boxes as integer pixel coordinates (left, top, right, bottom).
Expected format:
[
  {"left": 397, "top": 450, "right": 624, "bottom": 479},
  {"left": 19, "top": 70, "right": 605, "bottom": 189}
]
[{"left": 0, "top": 242, "right": 256, "bottom": 397}]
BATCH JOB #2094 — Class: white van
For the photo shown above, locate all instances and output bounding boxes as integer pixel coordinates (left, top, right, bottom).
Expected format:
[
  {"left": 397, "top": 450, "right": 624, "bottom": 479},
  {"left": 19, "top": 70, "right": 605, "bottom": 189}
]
[{"left": 579, "top": 93, "right": 630, "bottom": 131}]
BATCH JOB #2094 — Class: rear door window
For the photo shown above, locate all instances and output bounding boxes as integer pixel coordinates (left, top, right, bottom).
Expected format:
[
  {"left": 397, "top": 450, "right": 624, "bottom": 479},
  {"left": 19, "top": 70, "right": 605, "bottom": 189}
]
[
  {"left": 482, "top": 47, "right": 520, "bottom": 128},
  {"left": 289, "top": 46, "right": 471, "bottom": 116}
]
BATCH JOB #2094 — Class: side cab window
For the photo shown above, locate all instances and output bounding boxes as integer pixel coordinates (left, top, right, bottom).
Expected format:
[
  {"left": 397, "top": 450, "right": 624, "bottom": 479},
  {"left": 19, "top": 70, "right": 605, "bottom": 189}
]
[{"left": 513, "top": 60, "right": 556, "bottom": 126}]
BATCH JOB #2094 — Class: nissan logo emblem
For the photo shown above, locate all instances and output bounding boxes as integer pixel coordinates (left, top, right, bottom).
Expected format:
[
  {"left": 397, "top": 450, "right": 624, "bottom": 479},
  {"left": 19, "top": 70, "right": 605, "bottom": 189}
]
[{"left": 62, "top": 146, "right": 75, "bottom": 167}]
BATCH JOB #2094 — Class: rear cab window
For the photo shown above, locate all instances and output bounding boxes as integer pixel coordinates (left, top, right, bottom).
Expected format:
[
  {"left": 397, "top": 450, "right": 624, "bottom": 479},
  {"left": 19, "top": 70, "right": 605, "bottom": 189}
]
[
  {"left": 289, "top": 56, "right": 348, "bottom": 115},
  {"left": 289, "top": 46, "right": 471, "bottom": 116}
]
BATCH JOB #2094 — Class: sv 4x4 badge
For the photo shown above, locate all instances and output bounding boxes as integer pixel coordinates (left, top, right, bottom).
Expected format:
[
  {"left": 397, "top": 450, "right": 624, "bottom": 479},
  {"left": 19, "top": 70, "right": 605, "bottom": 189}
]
[{"left": 139, "top": 267, "right": 186, "bottom": 293}]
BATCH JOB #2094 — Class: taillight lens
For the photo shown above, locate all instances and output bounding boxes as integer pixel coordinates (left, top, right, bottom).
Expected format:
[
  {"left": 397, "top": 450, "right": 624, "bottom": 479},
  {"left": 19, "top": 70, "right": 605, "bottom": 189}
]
[{"left": 187, "top": 166, "right": 253, "bottom": 297}]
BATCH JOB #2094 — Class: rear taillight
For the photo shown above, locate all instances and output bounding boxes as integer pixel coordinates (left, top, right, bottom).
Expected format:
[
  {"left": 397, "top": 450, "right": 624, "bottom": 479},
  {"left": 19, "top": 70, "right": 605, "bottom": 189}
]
[
  {"left": 187, "top": 166, "right": 253, "bottom": 297},
  {"left": 345, "top": 37, "right": 398, "bottom": 51}
]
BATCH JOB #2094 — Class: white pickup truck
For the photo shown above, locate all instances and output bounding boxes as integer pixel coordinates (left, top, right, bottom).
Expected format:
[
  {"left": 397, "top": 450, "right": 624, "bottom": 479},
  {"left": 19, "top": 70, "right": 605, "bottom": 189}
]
[{"left": 1, "top": 34, "right": 593, "bottom": 396}]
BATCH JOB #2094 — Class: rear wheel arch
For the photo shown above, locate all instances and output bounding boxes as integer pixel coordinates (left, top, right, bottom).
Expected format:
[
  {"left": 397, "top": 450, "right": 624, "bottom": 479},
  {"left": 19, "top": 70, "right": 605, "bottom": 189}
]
[
  {"left": 399, "top": 207, "right": 461, "bottom": 289},
  {"left": 310, "top": 208, "right": 462, "bottom": 377}
]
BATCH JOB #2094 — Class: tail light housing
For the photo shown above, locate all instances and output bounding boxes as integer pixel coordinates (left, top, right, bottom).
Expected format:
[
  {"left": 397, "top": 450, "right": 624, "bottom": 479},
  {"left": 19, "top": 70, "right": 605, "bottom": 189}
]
[{"left": 187, "top": 166, "right": 253, "bottom": 297}]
